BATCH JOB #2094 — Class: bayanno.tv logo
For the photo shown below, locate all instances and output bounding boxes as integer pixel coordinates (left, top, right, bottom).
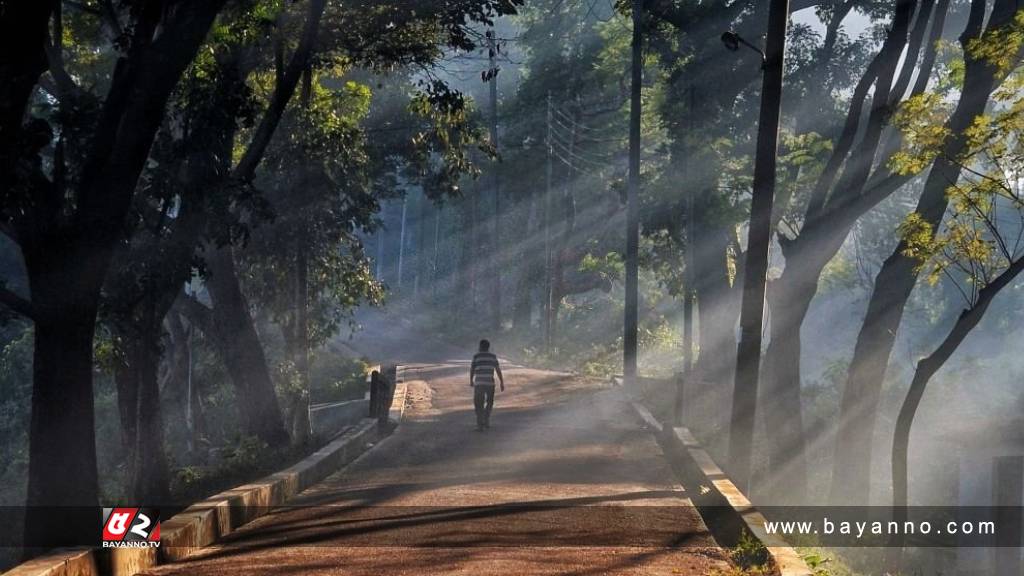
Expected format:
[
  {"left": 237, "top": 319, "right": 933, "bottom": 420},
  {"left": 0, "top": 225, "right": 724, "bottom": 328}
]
[{"left": 101, "top": 507, "right": 161, "bottom": 548}]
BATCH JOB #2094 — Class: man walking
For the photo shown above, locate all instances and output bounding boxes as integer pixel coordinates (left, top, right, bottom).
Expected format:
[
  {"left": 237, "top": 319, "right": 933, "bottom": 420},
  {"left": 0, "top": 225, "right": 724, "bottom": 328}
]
[{"left": 470, "top": 339, "right": 504, "bottom": 430}]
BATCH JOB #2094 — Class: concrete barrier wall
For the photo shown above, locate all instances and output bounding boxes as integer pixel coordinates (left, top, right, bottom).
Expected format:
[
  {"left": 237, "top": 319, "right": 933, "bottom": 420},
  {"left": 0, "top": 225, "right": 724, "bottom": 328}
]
[
  {"left": 309, "top": 398, "right": 369, "bottom": 438},
  {"left": 625, "top": 396, "right": 812, "bottom": 576},
  {"left": 1, "top": 548, "right": 97, "bottom": 576},
  {"left": 151, "top": 418, "right": 380, "bottom": 567}
]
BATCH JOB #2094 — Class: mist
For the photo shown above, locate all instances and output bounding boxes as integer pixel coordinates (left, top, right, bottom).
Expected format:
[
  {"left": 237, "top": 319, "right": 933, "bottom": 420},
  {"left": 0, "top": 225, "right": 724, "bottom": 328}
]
[{"left": 2, "top": 0, "right": 1024, "bottom": 574}]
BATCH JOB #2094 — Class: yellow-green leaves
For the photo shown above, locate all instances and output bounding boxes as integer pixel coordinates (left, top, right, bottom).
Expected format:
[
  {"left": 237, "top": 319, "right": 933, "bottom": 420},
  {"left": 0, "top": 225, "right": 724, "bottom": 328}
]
[
  {"left": 967, "top": 10, "right": 1024, "bottom": 78},
  {"left": 898, "top": 212, "right": 943, "bottom": 285},
  {"left": 889, "top": 93, "right": 952, "bottom": 176}
]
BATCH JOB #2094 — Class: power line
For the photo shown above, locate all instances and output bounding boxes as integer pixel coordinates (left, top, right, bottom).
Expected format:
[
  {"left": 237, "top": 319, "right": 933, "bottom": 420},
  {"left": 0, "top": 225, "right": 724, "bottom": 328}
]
[
  {"left": 553, "top": 106, "right": 623, "bottom": 134},
  {"left": 548, "top": 135, "right": 612, "bottom": 169},
  {"left": 547, "top": 124, "right": 617, "bottom": 162},
  {"left": 549, "top": 114, "right": 626, "bottom": 144}
]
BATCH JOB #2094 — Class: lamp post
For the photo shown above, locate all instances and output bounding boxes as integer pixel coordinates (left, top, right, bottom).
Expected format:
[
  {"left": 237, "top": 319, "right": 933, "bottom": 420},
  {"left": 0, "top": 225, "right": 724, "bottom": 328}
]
[
  {"left": 720, "top": 31, "right": 766, "bottom": 65},
  {"left": 725, "top": 0, "right": 790, "bottom": 493}
]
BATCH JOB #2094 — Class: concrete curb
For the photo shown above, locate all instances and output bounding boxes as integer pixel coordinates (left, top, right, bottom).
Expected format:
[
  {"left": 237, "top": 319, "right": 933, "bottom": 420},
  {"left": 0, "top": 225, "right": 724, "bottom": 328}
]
[
  {"left": 626, "top": 400, "right": 812, "bottom": 576},
  {"left": 154, "top": 418, "right": 379, "bottom": 564},
  {"left": 390, "top": 365, "right": 409, "bottom": 423},
  {"left": 2, "top": 548, "right": 97, "bottom": 576},
  {"left": 6, "top": 366, "right": 406, "bottom": 576}
]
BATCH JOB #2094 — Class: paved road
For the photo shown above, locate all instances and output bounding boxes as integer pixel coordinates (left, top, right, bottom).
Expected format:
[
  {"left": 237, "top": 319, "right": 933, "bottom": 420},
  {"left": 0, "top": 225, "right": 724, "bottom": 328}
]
[{"left": 143, "top": 363, "right": 730, "bottom": 575}]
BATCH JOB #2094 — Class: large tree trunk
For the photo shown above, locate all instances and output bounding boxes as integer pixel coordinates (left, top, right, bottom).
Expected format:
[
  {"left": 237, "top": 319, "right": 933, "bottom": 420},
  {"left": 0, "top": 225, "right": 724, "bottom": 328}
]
[
  {"left": 830, "top": 0, "right": 1013, "bottom": 505},
  {"left": 759, "top": 260, "right": 819, "bottom": 501},
  {"left": 754, "top": 0, "right": 919, "bottom": 503},
  {"left": 205, "top": 246, "right": 289, "bottom": 447},
  {"left": 130, "top": 296, "right": 170, "bottom": 503},
  {"left": 690, "top": 224, "right": 739, "bottom": 436},
  {"left": 758, "top": 216, "right": 851, "bottom": 501},
  {"left": 111, "top": 287, "right": 178, "bottom": 504},
  {"left": 115, "top": 353, "right": 139, "bottom": 457},
  {"left": 23, "top": 249, "right": 104, "bottom": 549},
  {"left": 13, "top": 0, "right": 228, "bottom": 553}
]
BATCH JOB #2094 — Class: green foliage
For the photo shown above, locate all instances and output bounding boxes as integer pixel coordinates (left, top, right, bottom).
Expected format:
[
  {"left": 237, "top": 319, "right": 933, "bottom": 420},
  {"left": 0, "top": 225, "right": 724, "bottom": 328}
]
[
  {"left": 310, "top": 355, "right": 369, "bottom": 404},
  {"left": 409, "top": 82, "right": 492, "bottom": 196},
  {"left": 274, "top": 360, "right": 308, "bottom": 412},
  {"left": 889, "top": 93, "right": 953, "bottom": 176},
  {"left": 893, "top": 13, "right": 1024, "bottom": 304},
  {"left": 0, "top": 327, "right": 31, "bottom": 505},
  {"left": 731, "top": 530, "right": 771, "bottom": 570},
  {"left": 967, "top": 10, "right": 1024, "bottom": 80},
  {"left": 579, "top": 252, "right": 624, "bottom": 281},
  {"left": 171, "top": 466, "right": 205, "bottom": 493},
  {"left": 224, "top": 435, "right": 271, "bottom": 472},
  {"left": 242, "top": 69, "right": 385, "bottom": 354},
  {"left": 796, "top": 547, "right": 867, "bottom": 576}
]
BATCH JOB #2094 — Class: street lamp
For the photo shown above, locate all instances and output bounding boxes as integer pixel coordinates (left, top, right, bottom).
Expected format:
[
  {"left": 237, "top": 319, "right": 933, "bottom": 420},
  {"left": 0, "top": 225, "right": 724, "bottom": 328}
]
[
  {"left": 720, "top": 31, "right": 765, "bottom": 67},
  {"left": 722, "top": 0, "right": 790, "bottom": 494}
]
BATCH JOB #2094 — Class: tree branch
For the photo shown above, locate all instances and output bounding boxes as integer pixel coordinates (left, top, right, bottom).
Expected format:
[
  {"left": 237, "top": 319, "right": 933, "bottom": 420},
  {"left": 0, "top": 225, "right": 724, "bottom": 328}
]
[
  {"left": 0, "top": 285, "right": 34, "bottom": 320},
  {"left": 233, "top": 0, "right": 327, "bottom": 182}
]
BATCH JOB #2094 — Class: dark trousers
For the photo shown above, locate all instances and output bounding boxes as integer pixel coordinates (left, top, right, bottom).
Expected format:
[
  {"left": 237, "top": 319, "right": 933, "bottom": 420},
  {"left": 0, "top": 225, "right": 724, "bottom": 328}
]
[{"left": 473, "top": 384, "right": 495, "bottom": 427}]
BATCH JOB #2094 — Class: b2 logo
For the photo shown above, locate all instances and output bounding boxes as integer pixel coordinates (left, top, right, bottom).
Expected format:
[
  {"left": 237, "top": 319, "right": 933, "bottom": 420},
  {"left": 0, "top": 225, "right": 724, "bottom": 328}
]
[{"left": 101, "top": 507, "right": 160, "bottom": 548}]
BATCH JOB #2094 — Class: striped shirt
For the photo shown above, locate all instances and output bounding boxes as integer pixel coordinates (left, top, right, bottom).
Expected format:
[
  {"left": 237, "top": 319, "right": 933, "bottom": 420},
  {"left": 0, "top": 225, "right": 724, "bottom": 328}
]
[{"left": 471, "top": 351, "right": 502, "bottom": 386}]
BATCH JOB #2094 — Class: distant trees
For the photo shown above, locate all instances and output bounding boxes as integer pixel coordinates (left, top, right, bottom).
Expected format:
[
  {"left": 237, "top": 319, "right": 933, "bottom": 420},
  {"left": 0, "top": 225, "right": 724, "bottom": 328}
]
[{"left": 476, "top": 0, "right": 634, "bottom": 349}]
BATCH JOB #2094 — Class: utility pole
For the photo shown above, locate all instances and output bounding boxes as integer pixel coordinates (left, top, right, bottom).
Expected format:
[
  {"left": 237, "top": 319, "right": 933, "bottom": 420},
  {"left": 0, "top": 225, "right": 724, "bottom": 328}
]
[
  {"left": 375, "top": 223, "right": 384, "bottom": 280},
  {"left": 432, "top": 204, "right": 441, "bottom": 298},
  {"left": 549, "top": 104, "right": 578, "bottom": 346},
  {"left": 727, "top": 0, "right": 790, "bottom": 492},
  {"left": 415, "top": 188, "right": 429, "bottom": 299},
  {"left": 397, "top": 193, "right": 407, "bottom": 289},
  {"left": 624, "top": 0, "right": 642, "bottom": 385},
  {"left": 544, "top": 92, "right": 553, "bottom": 350},
  {"left": 487, "top": 29, "right": 502, "bottom": 330}
]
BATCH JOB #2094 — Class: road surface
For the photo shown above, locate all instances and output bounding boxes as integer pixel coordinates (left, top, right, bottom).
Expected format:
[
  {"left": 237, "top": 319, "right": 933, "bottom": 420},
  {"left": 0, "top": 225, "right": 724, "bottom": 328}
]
[{"left": 142, "top": 362, "right": 731, "bottom": 575}]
